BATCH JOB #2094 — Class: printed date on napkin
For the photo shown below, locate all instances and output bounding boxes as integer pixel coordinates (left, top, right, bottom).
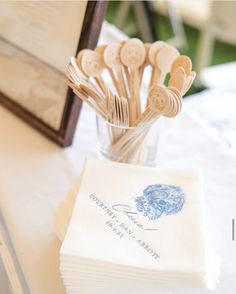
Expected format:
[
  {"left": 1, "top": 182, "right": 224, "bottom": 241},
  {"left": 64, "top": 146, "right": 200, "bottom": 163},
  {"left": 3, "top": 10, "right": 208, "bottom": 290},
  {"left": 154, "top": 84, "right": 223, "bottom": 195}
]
[{"left": 60, "top": 158, "right": 206, "bottom": 275}]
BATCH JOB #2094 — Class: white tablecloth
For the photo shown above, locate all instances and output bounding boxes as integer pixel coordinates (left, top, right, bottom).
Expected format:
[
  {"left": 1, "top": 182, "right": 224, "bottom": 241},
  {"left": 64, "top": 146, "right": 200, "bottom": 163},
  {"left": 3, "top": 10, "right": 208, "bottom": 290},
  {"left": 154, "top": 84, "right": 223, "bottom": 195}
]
[
  {"left": 1, "top": 22, "right": 236, "bottom": 294},
  {"left": 184, "top": 88, "right": 236, "bottom": 152},
  {"left": 1, "top": 100, "right": 236, "bottom": 294}
]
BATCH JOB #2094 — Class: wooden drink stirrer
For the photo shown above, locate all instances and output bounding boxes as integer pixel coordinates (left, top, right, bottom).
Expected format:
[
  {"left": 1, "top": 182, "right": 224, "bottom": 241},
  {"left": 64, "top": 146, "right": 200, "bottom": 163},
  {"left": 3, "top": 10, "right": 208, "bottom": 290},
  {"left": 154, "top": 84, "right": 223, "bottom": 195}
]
[
  {"left": 168, "top": 66, "right": 187, "bottom": 95},
  {"left": 67, "top": 62, "right": 106, "bottom": 106},
  {"left": 103, "top": 42, "right": 128, "bottom": 98},
  {"left": 170, "top": 55, "right": 195, "bottom": 95},
  {"left": 182, "top": 71, "right": 196, "bottom": 95},
  {"left": 109, "top": 85, "right": 180, "bottom": 158},
  {"left": 171, "top": 55, "right": 192, "bottom": 76},
  {"left": 120, "top": 38, "right": 146, "bottom": 124},
  {"left": 138, "top": 85, "right": 179, "bottom": 124},
  {"left": 148, "top": 41, "right": 165, "bottom": 89},
  {"left": 139, "top": 43, "right": 151, "bottom": 88},
  {"left": 156, "top": 45, "right": 180, "bottom": 85},
  {"left": 80, "top": 50, "right": 107, "bottom": 94},
  {"left": 66, "top": 81, "right": 106, "bottom": 119},
  {"left": 96, "top": 44, "right": 121, "bottom": 96}
]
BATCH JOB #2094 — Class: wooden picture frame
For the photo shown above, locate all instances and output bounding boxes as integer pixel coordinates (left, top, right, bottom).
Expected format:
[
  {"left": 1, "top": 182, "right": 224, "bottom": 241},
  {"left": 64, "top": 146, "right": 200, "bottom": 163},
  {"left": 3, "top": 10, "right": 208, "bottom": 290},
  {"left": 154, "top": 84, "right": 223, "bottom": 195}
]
[{"left": 0, "top": 1, "right": 107, "bottom": 147}]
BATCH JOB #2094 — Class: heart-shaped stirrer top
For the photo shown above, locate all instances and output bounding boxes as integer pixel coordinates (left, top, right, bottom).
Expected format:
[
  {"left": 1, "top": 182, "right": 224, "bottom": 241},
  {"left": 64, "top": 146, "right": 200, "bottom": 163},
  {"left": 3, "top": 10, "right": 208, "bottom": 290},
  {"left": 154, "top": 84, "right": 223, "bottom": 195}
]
[
  {"left": 156, "top": 45, "right": 180, "bottom": 85},
  {"left": 170, "top": 55, "right": 195, "bottom": 95},
  {"left": 171, "top": 55, "right": 192, "bottom": 76},
  {"left": 168, "top": 66, "right": 186, "bottom": 95},
  {"left": 120, "top": 38, "right": 146, "bottom": 123},
  {"left": 104, "top": 42, "right": 128, "bottom": 98},
  {"left": 183, "top": 71, "right": 196, "bottom": 95}
]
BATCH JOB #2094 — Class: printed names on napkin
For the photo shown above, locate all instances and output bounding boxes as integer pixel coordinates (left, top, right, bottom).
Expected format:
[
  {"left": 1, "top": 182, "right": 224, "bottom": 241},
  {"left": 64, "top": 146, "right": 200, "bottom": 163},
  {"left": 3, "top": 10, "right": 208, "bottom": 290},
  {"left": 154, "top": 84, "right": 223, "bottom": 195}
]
[
  {"left": 89, "top": 193, "right": 159, "bottom": 260},
  {"left": 60, "top": 158, "right": 207, "bottom": 293}
]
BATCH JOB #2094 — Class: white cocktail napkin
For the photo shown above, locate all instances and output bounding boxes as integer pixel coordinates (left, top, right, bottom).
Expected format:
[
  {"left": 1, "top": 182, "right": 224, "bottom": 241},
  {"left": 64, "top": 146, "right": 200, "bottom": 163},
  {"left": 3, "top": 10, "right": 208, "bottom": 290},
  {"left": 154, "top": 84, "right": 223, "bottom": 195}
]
[{"left": 57, "top": 158, "right": 215, "bottom": 293}]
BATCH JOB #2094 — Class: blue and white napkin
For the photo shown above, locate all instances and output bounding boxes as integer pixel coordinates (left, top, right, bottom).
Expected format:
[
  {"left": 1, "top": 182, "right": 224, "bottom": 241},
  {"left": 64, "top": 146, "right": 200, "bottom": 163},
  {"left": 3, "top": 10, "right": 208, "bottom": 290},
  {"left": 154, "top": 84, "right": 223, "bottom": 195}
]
[{"left": 59, "top": 158, "right": 208, "bottom": 293}]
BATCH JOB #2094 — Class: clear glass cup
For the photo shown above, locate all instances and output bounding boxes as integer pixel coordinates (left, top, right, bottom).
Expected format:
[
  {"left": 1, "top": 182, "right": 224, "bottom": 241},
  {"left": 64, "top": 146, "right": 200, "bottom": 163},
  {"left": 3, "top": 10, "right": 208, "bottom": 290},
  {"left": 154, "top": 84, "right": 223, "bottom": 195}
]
[{"left": 96, "top": 115, "right": 162, "bottom": 166}]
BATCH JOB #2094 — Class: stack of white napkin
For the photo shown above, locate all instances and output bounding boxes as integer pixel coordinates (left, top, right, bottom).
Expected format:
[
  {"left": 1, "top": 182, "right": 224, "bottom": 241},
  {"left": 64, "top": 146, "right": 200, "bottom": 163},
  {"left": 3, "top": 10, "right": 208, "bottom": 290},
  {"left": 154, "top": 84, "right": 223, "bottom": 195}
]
[{"left": 59, "top": 158, "right": 208, "bottom": 294}]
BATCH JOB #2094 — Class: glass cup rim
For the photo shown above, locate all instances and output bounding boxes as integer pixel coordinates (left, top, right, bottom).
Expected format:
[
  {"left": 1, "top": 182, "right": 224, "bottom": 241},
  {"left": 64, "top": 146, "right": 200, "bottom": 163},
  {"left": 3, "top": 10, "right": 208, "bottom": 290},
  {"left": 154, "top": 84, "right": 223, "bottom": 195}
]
[{"left": 96, "top": 114, "right": 159, "bottom": 130}]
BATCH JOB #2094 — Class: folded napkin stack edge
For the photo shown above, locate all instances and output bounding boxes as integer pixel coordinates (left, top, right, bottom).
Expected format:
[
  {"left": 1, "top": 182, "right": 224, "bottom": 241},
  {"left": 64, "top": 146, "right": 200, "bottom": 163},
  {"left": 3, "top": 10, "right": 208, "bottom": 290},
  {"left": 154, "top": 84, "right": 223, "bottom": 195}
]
[{"left": 54, "top": 158, "right": 221, "bottom": 294}]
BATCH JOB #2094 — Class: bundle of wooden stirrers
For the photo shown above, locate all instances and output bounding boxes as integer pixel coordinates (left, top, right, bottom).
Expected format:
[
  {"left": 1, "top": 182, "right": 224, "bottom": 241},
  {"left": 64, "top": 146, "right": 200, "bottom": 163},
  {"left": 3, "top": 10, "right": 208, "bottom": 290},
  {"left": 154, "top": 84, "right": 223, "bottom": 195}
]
[{"left": 66, "top": 39, "right": 195, "bottom": 164}]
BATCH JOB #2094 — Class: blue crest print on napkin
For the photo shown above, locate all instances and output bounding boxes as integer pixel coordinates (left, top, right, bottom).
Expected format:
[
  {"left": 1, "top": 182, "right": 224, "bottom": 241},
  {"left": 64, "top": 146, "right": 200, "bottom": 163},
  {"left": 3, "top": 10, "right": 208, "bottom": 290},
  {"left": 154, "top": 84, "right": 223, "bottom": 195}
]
[{"left": 135, "top": 184, "right": 185, "bottom": 221}]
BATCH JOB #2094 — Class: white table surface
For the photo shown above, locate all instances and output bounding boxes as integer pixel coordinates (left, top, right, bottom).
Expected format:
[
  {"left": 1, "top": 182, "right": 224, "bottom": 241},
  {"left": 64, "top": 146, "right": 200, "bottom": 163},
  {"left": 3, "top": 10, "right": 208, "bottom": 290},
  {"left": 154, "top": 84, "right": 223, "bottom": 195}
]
[
  {"left": 185, "top": 88, "right": 236, "bottom": 152},
  {"left": 200, "top": 62, "right": 236, "bottom": 90},
  {"left": 1, "top": 22, "right": 236, "bottom": 294},
  {"left": 1, "top": 100, "right": 236, "bottom": 294}
]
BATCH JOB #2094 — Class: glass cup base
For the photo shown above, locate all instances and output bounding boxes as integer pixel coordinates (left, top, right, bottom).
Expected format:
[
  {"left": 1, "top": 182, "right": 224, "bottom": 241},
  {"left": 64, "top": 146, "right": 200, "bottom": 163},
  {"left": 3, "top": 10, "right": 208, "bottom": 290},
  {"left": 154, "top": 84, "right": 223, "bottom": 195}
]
[{"left": 96, "top": 116, "right": 162, "bottom": 167}]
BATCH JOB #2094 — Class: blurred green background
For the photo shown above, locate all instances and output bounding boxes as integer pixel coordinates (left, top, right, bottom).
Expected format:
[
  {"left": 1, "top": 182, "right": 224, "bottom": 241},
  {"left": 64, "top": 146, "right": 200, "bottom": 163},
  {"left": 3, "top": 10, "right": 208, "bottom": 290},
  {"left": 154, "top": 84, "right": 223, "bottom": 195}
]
[{"left": 105, "top": 1, "right": 236, "bottom": 95}]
